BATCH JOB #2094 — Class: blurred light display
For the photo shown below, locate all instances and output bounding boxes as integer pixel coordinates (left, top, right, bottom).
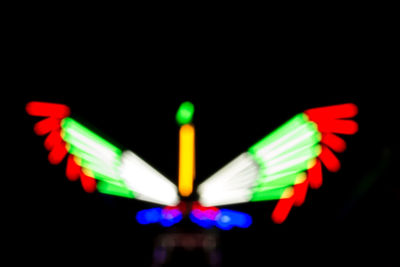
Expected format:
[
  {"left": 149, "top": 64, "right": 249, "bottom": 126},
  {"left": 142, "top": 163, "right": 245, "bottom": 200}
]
[{"left": 26, "top": 101, "right": 358, "bottom": 227}]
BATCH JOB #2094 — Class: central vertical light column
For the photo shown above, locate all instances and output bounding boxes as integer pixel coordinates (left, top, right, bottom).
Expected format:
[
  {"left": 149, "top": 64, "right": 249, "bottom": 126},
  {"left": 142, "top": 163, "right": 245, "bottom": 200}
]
[
  {"left": 179, "top": 124, "right": 195, "bottom": 196},
  {"left": 176, "top": 101, "right": 196, "bottom": 197}
]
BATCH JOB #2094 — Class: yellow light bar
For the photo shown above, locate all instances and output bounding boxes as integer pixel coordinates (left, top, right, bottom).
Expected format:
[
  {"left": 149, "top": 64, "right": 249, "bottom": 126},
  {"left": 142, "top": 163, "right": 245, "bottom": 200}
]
[{"left": 178, "top": 124, "right": 195, "bottom": 196}]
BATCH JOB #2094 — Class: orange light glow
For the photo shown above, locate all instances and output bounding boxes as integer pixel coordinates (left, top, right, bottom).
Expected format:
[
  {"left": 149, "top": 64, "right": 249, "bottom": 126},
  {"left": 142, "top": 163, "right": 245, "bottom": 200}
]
[{"left": 178, "top": 124, "right": 195, "bottom": 197}]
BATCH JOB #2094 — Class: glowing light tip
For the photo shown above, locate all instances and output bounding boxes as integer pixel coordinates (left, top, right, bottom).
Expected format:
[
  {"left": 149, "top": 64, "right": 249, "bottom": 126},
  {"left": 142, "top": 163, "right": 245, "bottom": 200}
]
[{"left": 176, "top": 101, "right": 195, "bottom": 125}]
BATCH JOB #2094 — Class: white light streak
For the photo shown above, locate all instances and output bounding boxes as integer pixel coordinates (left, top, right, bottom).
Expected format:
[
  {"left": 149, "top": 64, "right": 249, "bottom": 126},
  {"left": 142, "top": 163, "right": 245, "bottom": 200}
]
[
  {"left": 198, "top": 153, "right": 259, "bottom": 207},
  {"left": 120, "top": 151, "right": 179, "bottom": 206},
  {"left": 265, "top": 154, "right": 314, "bottom": 175},
  {"left": 267, "top": 144, "right": 321, "bottom": 167},
  {"left": 62, "top": 128, "right": 118, "bottom": 163}
]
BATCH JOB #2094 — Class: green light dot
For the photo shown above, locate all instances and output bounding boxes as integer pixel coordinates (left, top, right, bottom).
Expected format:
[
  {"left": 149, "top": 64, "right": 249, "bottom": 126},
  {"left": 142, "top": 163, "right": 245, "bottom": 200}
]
[{"left": 176, "top": 101, "right": 194, "bottom": 125}]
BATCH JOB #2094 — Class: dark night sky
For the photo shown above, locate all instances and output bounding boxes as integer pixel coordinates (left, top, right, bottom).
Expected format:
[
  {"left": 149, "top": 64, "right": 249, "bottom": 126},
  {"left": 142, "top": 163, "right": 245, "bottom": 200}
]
[{"left": 10, "top": 18, "right": 397, "bottom": 266}]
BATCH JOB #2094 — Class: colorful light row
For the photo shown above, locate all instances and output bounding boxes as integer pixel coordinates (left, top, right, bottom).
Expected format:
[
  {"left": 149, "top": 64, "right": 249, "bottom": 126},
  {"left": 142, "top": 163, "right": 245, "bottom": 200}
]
[
  {"left": 26, "top": 101, "right": 179, "bottom": 206},
  {"left": 136, "top": 207, "right": 183, "bottom": 227},
  {"left": 190, "top": 203, "right": 252, "bottom": 230},
  {"left": 198, "top": 103, "right": 358, "bottom": 224}
]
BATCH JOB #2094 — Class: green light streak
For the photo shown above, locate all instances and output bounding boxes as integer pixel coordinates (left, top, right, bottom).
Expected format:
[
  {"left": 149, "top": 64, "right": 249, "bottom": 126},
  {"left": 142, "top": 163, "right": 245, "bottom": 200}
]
[
  {"left": 250, "top": 132, "right": 320, "bottom": 170},
  {"left": 250, "top": 186, "right": 289, "bottom": 202},
  {"left": 176, "top": 101, "right": 195, "bottom": 125},
  {"left": 67, "top": 146, "right": 119, "bottom": 168},
  {"left": 61, "top": 118, "right": 124, "bottom": 183},
  {"left": 266, "top": 129, "right": 320, "bottom": 159},
  {"left": 91, "top": 171, "right": 121, "bottom": 183},
  {"left": 63, "top": 131, "right": 118, "bottom": 159},
  {"left": 256, "top": 169, "right": 299, "bottom": 184},
  {"left": 264, "top": 156, "right": 314, "bottom": 176},
  {"left": 267, "top": 145, "right": 321, "bottom": 168},
  {"left": 62, "top": 118, "right": 121, "bottom": 154},
  {"left": 65, "top": 137, "right": 121, "bottom": 182},
  {"left": 81, "top": 160, "right": 119, "bottom": 181},
  {"left": 254, "top": 172, "right": 304, "bottom": 189},
  {"left": 250, "top": 120, "right": 319, "bottom": 160},
  {"left": 97, "top": 181, "right": 135, "bottom": 199},
  {"left": 249, "top": 113, "right": 309, "bottom": 154},
  {"left": 247, "top": 113, "right": 321, "bottom": 188}
]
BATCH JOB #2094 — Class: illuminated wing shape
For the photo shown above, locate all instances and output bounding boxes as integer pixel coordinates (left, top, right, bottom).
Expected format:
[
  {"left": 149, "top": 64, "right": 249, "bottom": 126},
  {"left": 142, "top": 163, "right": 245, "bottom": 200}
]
[
  {"left": 26, "top": 101, "right": 179, "bottom": 206},
  {"left": 198, "top": 103, "right": 358, "bottom": 223}
]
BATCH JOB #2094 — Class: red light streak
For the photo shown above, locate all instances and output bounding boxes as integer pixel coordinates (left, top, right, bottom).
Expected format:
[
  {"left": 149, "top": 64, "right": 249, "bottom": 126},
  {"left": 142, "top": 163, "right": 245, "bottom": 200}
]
[
  {"left": 80, "top": 170, "right": 97, "bottom": 193},
  {"left": 308, "top": 159, "right": 323, "bottom": 189},
  {"left": 192, "top": 202, "right": 219, "bottom": 213},
  {"left": 44, "top": 129, "right": 62, "bottom": 151},
  {"left": 321, "top": 133, "right": 346, "bottom": 153},
  {"left": 66, "top": 155, "right": 81, "bottom": 181},
  {"left": 271, "top": 194, "right": 295, "bottom": 224},
  {"left": 319, "top": 146, "right": 341, "bottom": 172},
  {"left": 26, "top": 101, "right": 71, "bottom": 118},
  {"left": 315, "top": 119, "right": 358, "bottom": 135},
  {"left": 48, "top": 141, "right": 68, "bottom": 165},
  {"left": 294, "top": 180, "right": 309, "bottom": 207},
  {"left": 33, "top": 117, "right": 61, "bottom": 136},
  {"left": 305, "top": 103, "right": 358, "bottom": 121}
]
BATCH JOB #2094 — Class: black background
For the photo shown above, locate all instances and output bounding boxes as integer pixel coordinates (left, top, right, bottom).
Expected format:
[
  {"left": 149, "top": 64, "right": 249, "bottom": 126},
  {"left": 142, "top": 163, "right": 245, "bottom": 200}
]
[{"left": 10, "top": 15, "right": 398, "bottom": 267}]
